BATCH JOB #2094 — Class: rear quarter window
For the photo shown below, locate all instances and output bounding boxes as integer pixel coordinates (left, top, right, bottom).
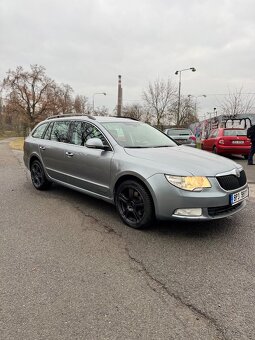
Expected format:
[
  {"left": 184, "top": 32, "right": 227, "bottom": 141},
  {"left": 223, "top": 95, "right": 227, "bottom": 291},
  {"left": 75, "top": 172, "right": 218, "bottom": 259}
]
[{"left": 32, "top": 123, "right": 48, "bottom": 139}]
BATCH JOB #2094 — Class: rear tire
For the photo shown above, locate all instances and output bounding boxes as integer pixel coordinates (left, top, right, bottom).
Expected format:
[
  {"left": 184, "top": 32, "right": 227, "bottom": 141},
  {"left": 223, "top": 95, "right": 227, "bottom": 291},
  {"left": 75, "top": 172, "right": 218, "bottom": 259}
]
[
  {"left": 212, "top": 146, "right": 218, "bottom": 154},
  {"left": 30, "top": 160, "right": 52, "bottom": 190},
  {"left": 115, "top": 180, "right": 154, "bottom": 229}
]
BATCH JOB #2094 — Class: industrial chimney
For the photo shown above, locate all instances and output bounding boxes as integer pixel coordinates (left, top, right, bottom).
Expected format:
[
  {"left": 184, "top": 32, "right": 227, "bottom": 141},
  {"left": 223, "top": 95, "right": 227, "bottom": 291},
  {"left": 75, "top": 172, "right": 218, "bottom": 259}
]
[{"left": 117, "top": 75, "right": 122, "bottom": 116}]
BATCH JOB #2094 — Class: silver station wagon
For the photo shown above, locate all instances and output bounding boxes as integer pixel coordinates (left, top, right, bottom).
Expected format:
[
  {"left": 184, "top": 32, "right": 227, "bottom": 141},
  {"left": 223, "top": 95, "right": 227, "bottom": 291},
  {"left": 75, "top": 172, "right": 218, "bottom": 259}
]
[{"left": 23, "top": 115, "right": 249, "bottom": 229}]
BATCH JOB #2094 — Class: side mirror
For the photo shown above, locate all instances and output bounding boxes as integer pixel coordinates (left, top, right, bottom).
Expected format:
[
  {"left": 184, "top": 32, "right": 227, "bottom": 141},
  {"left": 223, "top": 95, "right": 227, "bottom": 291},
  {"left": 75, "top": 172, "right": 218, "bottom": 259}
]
[{"left": 85, "top": 138, "right": 109, "bottom": 150}]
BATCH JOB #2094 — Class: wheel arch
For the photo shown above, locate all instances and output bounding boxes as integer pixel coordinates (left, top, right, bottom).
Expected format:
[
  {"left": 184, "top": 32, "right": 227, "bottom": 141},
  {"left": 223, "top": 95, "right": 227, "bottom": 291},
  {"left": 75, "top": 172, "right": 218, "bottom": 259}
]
[
  {"left": 29, "top": 154, "right": 42, "bottom": 170},
  {"left": 113, "top": 174, "right": 155, "bottom": 213}
]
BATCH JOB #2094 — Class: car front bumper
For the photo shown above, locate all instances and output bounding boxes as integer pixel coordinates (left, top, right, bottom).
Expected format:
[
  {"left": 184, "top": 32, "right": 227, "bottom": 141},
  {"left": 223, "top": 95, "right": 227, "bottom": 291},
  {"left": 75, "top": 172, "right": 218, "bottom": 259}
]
[{"left": 146, "top": 174, "right": 248, "bottom": 220}]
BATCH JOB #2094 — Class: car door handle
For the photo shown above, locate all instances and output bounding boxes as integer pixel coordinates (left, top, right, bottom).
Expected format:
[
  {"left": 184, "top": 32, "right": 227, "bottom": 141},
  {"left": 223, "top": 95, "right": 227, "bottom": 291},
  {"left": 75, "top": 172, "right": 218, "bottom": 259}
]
[
  {"left": 65, "top": 151, "right": 74, "bottom": 157},
  {"left": 39, "top": 146, "right": 46, "bottom": 150}
]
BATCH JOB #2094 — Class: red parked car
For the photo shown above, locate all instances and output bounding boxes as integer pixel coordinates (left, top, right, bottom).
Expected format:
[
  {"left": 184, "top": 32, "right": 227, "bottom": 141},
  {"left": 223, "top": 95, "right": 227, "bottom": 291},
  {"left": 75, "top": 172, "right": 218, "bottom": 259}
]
[{"left": 201, "top": 128, "right": 251, "bottom": 158}]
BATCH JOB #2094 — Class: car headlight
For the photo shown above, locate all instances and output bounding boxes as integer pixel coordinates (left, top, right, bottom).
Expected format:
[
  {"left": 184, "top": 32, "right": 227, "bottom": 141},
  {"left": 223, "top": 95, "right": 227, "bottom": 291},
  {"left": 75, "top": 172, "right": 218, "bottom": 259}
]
[{"left": 165, "top": 175, "right": 211, "bottom": 191}]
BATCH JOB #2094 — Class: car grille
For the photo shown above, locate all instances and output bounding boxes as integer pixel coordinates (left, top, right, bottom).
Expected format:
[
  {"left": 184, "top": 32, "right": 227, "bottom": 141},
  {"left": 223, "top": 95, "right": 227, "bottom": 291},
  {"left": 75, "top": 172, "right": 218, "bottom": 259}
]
[
  {"left": 208, "top": 202, "right": 242, "bottom": 217},
  {"left": 216, "top": 170, "right": 247, "bottom": 190}
]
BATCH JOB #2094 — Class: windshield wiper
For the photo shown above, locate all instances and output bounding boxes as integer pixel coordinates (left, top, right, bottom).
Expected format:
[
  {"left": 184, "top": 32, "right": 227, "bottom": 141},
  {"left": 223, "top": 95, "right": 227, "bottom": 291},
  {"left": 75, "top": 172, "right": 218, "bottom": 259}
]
[{"left": 152, "top": 145, "right": 173, "bottom": 148}]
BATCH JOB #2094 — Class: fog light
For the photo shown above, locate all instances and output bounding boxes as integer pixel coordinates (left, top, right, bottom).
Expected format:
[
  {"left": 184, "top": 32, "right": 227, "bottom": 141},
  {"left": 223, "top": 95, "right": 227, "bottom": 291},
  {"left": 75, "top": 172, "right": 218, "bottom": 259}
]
[{"left": 174, "top": 208, "right": 202, "bottom": 217}]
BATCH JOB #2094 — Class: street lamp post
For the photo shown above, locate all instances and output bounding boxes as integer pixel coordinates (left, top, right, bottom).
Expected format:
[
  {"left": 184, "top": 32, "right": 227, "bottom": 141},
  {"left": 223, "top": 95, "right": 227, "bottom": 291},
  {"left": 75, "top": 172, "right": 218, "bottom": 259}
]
[
  {"left": 187, "top": 94, "right": 206, "bottom": 116},
  {"left": 92, "top": 92, "right": 107, "bottom": 113},
  {"left": 175, "top": 67, "right": 196, "bottom": 126}
]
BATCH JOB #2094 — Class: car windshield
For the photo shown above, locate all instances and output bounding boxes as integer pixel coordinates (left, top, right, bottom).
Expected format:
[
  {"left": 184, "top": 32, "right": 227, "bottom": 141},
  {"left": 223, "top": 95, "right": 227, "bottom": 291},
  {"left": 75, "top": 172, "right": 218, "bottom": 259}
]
[
  {"left": 102, "top": 121, "right": 177, "bottom": 148},
  {"left": 167, "top": 129, "right": 191, "bottom": 136},
  {"left": 223, "top": 129, "right": 247, "bottom": 136}
]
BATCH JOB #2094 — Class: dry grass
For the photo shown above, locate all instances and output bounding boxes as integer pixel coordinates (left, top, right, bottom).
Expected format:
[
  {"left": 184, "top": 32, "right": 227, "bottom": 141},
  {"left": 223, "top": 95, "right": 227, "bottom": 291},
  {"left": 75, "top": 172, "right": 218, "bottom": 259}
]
[
  {"left": 0, "top": 130, "right": 19, "bottom": 140},
  {"left": 9, "top": 137, "right": 24, "bottom": 151}
]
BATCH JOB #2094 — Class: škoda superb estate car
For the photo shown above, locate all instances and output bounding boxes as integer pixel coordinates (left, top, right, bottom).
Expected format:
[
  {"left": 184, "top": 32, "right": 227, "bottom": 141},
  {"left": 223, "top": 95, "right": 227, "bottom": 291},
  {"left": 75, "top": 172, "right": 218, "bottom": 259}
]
[{"left": 24, "top": 115, "right": 249, "bottom": 229}]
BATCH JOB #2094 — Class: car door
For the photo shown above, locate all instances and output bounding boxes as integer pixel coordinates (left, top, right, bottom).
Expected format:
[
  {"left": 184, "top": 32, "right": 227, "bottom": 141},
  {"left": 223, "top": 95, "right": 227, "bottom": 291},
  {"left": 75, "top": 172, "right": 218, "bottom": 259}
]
[
  {"left": 204, "top": 129, "right": 218, "bottom": 151},
  {"left": 65, "top": 121, "right": 113, "bottom": 197},
  {"left": 39, "top": 120, "right": 72, "bottom": 183}
]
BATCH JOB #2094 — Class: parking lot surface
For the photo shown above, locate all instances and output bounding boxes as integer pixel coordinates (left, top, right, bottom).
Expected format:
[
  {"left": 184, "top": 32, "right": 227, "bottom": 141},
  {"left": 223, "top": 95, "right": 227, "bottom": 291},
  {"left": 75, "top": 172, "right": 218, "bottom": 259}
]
[{"left": 0, "top": 139, "right": 255, "bottom": 340}]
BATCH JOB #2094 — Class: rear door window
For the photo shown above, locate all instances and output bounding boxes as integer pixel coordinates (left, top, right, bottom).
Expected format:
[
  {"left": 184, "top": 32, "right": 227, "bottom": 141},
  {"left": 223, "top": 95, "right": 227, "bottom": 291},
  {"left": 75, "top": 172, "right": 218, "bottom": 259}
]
[{"left": 70, "top": 121, "right": 84, "bottom": 145}]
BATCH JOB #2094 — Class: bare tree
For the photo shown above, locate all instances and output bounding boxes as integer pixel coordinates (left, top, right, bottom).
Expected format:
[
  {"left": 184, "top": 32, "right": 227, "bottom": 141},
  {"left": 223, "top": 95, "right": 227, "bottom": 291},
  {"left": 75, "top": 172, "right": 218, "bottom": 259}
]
[
  {"left": 122, "top": 103, "right": 144, "bottom": 120},
  {"left": 220, "top": 87, "right": 255, "bottom": 116},
  {"left": 93, "top": 106, "right": 109, "bottom": 116},
  {"left": 73, "top": 95, "right": 90, "bottom": 114},
  {"left": 2, "top": 65, "right": 57, "bottom": 127},
  {"left": 54, "top": 83, "right": 74, "bottom": 114},
  {"left": 143, "top": 79, "right": 177, "bottom": 126},
  {"left": 170, "top": 96, "right": 198, "bottom": 126}
]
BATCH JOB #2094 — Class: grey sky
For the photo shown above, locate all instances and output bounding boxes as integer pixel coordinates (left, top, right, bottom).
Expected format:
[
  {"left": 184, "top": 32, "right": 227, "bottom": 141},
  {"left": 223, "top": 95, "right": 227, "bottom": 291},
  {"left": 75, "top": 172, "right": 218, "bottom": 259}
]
[{"left": 1, "top": 0, "right": 255, "bottom": 117}]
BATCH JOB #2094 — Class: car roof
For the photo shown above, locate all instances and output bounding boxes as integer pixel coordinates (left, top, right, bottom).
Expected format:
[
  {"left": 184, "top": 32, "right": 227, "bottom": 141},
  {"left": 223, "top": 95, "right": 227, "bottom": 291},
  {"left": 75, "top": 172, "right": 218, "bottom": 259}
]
[{"left": 44, "top": 115, "right": 139, "bottom": 124}]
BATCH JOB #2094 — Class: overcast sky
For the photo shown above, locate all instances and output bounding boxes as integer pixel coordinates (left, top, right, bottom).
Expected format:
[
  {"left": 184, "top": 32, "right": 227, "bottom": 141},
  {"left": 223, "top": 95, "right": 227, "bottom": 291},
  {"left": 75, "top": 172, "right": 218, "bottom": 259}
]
[{"left": 1, "top": 0, "right": 255, "bottom": 118}]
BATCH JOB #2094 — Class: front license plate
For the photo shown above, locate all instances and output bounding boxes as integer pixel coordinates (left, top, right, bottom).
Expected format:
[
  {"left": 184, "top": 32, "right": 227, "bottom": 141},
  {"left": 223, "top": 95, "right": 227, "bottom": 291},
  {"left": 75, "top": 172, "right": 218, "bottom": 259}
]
[{"left": 230, "top": 188, "right": 249, "bottom": 205}]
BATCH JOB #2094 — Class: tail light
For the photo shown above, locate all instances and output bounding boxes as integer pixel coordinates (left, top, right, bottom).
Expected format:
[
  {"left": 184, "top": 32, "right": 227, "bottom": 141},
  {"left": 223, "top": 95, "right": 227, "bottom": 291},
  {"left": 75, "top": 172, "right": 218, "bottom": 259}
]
[
  {"left": 218, "top": 139, "right": 225, "bottom": 145},
  {"left": 189, "top": 136, "right": 196, "bottom": 142}
]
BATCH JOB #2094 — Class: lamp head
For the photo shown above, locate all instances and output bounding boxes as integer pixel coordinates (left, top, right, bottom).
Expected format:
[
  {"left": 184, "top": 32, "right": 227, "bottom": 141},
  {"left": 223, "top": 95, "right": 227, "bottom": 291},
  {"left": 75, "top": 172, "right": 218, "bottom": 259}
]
[
  {"left": 175, "top": 71, "right": 179, "bottom": 75},
  {"left": 191, "top": 67, "right": 196, "bottom": 72}
]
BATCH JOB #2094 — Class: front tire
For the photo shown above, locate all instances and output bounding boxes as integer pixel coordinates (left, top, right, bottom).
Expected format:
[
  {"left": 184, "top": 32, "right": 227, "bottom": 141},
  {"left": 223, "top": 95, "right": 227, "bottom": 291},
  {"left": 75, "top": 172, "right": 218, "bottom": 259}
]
[
  {"left": 115, "top": 180, "right": 154, "bottom": 229},
  {"left": 30, "top": 160, "right": 52, "bottom": 190}
]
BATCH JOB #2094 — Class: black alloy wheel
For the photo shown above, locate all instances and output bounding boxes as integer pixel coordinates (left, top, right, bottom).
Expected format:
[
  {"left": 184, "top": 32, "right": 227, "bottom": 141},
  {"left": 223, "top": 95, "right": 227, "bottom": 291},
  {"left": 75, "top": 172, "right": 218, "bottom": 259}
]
[
  {"left": 115, "top": 180, "right": 154, "bottom": 229},
  {"left": 30, "top": 160, "right": 51, "bottom": 190}
]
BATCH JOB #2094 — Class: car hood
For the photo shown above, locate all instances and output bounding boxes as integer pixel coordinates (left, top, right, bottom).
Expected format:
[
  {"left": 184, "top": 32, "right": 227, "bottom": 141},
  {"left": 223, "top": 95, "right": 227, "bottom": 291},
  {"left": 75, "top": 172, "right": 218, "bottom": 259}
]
[{"left": 124, "top": 146, "right": 241, "bottom": 176}]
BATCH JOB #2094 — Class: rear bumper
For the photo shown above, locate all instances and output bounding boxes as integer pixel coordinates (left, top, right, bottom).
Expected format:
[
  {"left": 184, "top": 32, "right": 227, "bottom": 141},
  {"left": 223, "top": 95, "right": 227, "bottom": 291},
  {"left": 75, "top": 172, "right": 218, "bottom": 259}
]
[{"left": 218, "top": 145, "right": 250, "bottom": 155}]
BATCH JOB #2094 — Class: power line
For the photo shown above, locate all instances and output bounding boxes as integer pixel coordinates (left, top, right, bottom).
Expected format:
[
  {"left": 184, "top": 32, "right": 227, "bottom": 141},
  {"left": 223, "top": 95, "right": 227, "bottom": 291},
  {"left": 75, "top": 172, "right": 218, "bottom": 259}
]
[{"left": 195, "top": 92, "right": 255, "bottom": 96}]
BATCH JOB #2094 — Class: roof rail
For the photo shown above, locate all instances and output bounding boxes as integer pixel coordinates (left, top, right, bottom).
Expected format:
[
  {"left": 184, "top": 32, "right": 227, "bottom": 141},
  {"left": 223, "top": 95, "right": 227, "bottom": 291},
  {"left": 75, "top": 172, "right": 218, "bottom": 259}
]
[
  {"left": 46, "top": 113, "right": 96, "bottom": 120},
  {"left": 109, "top": 115, "right": 139, "bottom": 121}
]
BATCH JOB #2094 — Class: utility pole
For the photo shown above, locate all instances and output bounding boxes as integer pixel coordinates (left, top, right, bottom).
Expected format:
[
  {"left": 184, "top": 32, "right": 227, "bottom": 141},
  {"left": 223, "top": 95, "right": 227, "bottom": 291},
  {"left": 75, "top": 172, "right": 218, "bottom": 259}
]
[{"left": 117, "top": 75, "right": 122, "bottom": 116}]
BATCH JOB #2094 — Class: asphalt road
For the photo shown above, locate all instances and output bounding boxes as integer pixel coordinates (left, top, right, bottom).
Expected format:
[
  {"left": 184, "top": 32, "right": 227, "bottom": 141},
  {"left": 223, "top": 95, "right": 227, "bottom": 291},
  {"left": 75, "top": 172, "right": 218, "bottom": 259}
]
[{"left": 0, "top": 139, "right": 255, "bottom": 340}]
